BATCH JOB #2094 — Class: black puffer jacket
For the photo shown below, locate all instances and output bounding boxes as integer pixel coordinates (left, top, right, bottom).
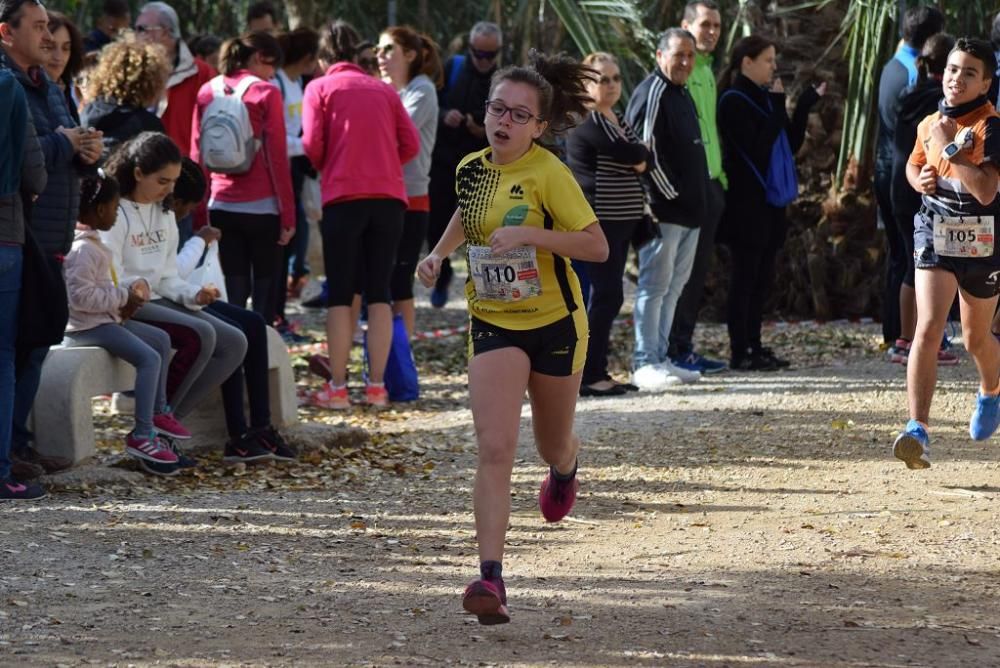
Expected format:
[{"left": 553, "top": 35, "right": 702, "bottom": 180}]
[{"left": 81, "top": 97, "right": 166, "bottom": 161}]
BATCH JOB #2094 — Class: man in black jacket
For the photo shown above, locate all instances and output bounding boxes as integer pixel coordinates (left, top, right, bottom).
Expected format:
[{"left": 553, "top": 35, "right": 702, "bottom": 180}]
[
  {"left": 625, "top": 28, "right": 709, "bottom": 391},
  {"left": 426, "top": 21, "right": 501, "bottom": 308}
]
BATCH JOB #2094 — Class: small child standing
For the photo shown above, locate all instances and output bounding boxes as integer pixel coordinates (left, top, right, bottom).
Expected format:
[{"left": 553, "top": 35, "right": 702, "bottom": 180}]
[{"left": 63, "top": 170, "right": 191, "bottom": 470}]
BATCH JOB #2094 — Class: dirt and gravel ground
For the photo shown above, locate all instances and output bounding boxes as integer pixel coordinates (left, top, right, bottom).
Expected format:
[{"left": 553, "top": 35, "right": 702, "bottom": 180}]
[{"left": 3, "top": 289, "right": 1000, "bottom": 667}]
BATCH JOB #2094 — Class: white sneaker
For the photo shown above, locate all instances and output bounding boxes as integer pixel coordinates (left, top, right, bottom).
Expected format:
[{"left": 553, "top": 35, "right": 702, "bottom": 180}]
[
  {"left": 631, "top": 364, "right": 681, "bottom": 392},
  {"left": 657, "top": 360, "right": 701, "bottom": 384}
]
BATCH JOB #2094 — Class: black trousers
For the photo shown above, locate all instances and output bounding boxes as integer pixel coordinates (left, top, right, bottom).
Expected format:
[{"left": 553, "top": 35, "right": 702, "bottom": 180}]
[
  {"left": 206, "top": 300, "right": 270, "bottom": 439},
  {"left": 582, "top": 219, "right": 637, "bottom": 385},
  {"left": 211, "top": 210, "right": 281, "bottom": 323},
  {"left": 390, "top": 209, "right": 430, "bottom": 301},
  {"left": 427, "top": 161, "right": 458, "bottom": 290},
  {"left": 669, "top": 178, "right": 726, "bottom": 357},
  {"left": 875, "top": 164, "right": 903, "bottom": 343},
  {"left": 727, "top": 244, "right": 778, "bottom": 360}
]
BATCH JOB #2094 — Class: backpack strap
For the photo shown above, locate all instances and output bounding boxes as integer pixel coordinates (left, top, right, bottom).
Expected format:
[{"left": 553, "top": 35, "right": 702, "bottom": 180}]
[
  {"left": 209, "top": 75, "right": 227, "bottom": 96},
  {"left": 446, "top": 55, "right": 464, "bottom": 92},
  {"left": 719, "top": 88, "right": 770, "bottom": 117},
  {"left": 233, "top": 75, "right": 262, "bottom": 99}
]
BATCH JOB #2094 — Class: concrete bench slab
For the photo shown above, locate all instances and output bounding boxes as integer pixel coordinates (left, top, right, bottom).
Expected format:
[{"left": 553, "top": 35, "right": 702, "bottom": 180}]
[{"left": 32, "top": 326, "right": 298, "bottom": 463}]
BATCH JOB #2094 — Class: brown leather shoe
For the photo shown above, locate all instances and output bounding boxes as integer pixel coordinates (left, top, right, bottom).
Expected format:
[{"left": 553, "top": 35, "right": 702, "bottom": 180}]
[
  {"left": 16, "top": 448, "right": 73, "bottom": 474},
  {"left": 10, "top": 457, "right": 45, "bottom": 481}
]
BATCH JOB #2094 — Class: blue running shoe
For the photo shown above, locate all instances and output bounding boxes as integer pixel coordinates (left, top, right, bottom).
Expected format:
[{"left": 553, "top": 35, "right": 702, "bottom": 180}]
[
  {"left": 672, "top": 351, "right": 727, "bottom": 375},
  {"left": 970, "top": 392, "right": 1000, "bottom": 441},
  {"left": 893, "top": 419, "right": 931, "bottom": 470}
]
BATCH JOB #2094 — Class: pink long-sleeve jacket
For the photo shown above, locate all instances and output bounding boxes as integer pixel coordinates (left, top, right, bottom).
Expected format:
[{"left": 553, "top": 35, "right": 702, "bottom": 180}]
[{"left": 302, "top": 62, "right": 420, "bottom": 207}]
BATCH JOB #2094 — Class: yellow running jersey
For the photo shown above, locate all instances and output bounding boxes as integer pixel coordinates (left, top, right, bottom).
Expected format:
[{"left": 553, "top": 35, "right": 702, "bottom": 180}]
[{"left": 456, "top": 143, "right": 598, "bottom": 330}]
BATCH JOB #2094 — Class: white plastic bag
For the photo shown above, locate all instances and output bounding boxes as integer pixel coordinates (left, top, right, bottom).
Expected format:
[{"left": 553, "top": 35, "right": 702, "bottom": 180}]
[
  {"left": 187, "top": 242, "right": 229, "bottom": 302},
  {"left": 301, "top": 175, "right": 323, "bottom": 224}
]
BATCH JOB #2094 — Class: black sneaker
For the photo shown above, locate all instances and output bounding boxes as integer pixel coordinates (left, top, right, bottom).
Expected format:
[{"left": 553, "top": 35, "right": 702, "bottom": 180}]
[
  {"left": 0, "top": 477, "right": 47, "bottom": 501},
  {"left": 731, "top": 353, "right": 779, "bottom": 372},
  {"left": 223, "top": 433, "right": 274, "bottom": 464},
  {"left": 138, "top": 459, "right": 183, "bottom": 477},
  {"left": 161, "top": 436, "right": 199, "bottom": 468},
  {"left": 757, "top": 347, "right": 791, "bottom": 368},
  {"left": 251, "top": 426, "right": 297, "bottom": 462}
]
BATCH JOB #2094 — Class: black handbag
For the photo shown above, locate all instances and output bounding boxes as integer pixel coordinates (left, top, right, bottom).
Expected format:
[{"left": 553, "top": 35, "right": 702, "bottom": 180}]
[
  {"left": 17, "top": 225, "right": 68, "bottom": 351},
  {"left": 631, "top": 211, "right": 661, "bottom": 251}
]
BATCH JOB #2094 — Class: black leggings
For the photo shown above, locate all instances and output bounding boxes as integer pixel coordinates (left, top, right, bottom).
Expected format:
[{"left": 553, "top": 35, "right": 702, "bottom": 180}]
[
  {"left": 582, "top": 219, "right": 637, "bottom": 385},
  {"left": 206, "top": 300, "right": 270, "bottom": 439},
  {"left": 390, "top": 209, "right": 429, "bottom": 301},
  {"left": 727, "top": 244, "right": 778, "bottom": 360},
  {"left": 211, "top": 210, "right": 280, "bottom": 322},
  {"left": 321, "top": 198, "right": 404, "bottom": 307}
]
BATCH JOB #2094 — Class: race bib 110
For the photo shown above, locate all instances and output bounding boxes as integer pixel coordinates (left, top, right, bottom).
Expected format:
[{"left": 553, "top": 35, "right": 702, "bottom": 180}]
[{"left": 468, "top": 245, "right": 542, "bottom": 302}]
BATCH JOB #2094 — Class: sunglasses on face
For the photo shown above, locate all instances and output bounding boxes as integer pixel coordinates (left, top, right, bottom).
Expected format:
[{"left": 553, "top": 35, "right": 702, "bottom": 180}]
[
  {"left": 377, "top": 43, "right": 395, "bottom": 57},
  {"left": 135, "top": 24, "right": 166, "bottom": 36},
  {"left": 485, "top": 100, "right": 538, "bottom": 125},
  {"left": 598, "top": 74, "right": 622, "bottom": 85},
  {"left": 470, "top": 47, "right": 498, "bottom": 61}
]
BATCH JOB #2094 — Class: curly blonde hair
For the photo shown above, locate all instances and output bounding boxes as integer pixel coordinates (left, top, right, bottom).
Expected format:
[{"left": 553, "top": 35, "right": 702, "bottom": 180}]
[{"left": 86, "top": 36, "right": 171, "bottom": 109}]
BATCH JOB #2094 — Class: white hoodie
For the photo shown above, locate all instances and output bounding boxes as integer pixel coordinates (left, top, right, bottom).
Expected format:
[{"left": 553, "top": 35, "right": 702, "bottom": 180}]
[{"left": 101, "top": 199, "right": 202, "bottom": 309}]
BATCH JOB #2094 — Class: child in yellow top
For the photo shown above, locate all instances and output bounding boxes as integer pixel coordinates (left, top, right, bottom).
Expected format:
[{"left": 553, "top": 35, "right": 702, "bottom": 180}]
[{"left": 417, "top": 51, "right": 607, "bottom": 625}]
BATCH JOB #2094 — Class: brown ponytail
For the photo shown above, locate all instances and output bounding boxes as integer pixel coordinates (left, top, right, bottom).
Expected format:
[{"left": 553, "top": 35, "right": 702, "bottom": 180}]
[
  {"left": 718, "top": 34, "right": 774, "bottom": 92},
  {"left": 490, "top": 49, "right": 596, "bottom": 137},
  {"left": 219, "top": 31, "right": 283, "bottom": 76},
  {"left": 383, "top": 25, "right": 444, "bottom": 89}
]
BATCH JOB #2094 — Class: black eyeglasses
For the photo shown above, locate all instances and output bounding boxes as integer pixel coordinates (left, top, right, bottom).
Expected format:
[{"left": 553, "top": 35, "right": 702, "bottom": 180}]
[
  {"left": 598, "top": 74, "right": 622, "bottom": 85},
  {"left": 485, "top": 100, "right": 539, "bottom": 125},
  {"left": 470, "top": 47, "right": 498, "bottom": 61}
]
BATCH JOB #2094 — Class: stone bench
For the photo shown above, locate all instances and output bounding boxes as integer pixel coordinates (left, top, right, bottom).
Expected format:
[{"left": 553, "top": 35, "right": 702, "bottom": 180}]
[{"left": 31, "top": 326, "right": 298, "bottom": 464}]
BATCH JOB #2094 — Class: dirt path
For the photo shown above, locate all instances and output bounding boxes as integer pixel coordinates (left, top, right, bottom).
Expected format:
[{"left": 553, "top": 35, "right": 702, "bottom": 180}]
[{"left": 3, "top": 316, "right": 1000, "bottom": 667}]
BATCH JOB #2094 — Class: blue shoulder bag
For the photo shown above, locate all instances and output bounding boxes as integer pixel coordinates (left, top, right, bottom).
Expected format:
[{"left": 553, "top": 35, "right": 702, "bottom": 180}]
[{"left": 721, "top": 89, "right": 799, "bottom": 208}]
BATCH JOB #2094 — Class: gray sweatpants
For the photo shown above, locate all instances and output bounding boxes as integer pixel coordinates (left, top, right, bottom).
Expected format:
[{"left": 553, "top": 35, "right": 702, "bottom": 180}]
[
  {"left": 63, "top": 320, "right": 171, "bottom": 436},
  {"left": 134, "top": 300, "right": 248, "bottom": 419}
]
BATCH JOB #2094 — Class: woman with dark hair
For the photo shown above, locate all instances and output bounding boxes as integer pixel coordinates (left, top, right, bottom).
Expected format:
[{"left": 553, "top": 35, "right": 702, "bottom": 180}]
[
  {"left": 80, "top": 36, "right": 171, "bottom": 157},
  {"left": 192, "top": 31, "right": 295, "bottom": 326},
  {"left": 44, "top": 10, "right": 86, "bottom": 122},
  {"left": 717, "top": 35, "right": 824, "bottom": 371},
  {"left": 416, "top": 51, "right": 607, "bottom": 624},
  {"left": 271, "top": 27, "right": 320, "bottom": 336},
  {"left": 302, "top": 20, "right": 420, "bottom": 409},
  {"left": 377, "top": 24, "right": 442, "bottom": 337},
  {"left": 102, "top": 132, "right": 248, "bottom": 474},
  {"left": 889, "top": 33, "right": 957, "bottom": 365}
]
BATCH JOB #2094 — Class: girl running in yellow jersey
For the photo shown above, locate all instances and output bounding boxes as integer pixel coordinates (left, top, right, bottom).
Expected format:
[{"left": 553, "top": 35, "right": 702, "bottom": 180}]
[{"left": 417, "top": 51, "right": 607, "bottom": 625}]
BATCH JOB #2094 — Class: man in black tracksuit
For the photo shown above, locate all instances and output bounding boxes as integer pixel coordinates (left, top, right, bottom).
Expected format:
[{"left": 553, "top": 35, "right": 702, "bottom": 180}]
[{"left": 624, "top": 28, "right": 711, "bottom": 390}]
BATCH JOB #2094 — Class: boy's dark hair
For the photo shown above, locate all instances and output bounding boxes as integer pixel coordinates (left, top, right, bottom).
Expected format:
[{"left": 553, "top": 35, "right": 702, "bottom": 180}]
[
  {"left": 102, "top": 0, "right": 129, "bottom": 19},
  {"left": 901, "top": 6, "right": 944, "bottom": 51},
  {"left": 319, "top": 19, "right": 360, "bottom": 65},
  {"left": 247, "top": 1, "right": 276, "bottom": 24},
  {"left": 105, "top": 132, "right": 182, "bottom": 209},
  {"left": 0, "top": 0, "right": 43, "bottom": 27},
  {"left": 950, "top": 38, "right": 997, "bottom": 82},
  {"left": 917, "top": 33, "right": 955, "bottom": 82},
  {"left": 174, "top": 157, "right": 206, "bottom": 204},
  {"left": 190, "top": 34, "right": 222, "bottom": 60},
  {"left": 490, "top": 50, "right": 596, "bottom": 138},
  {"left": 79, "top": 168, "right": 121, "bottom": 216},
  {"left": 219, "top": 30, "right": 283, "bottom": 75},
  {"left": 683, "top": 0, "right": 719, "bottom": 23},
  {"left": 278, "top": 27, "right": 319, "bottom": 67},
  {"left": 658, "top": 27, "right": 695, "bottom": 52}
]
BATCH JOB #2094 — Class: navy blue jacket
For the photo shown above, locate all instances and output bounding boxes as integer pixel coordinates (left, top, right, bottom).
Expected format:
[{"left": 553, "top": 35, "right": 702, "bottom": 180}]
[{"left": 1, "top": 47, "right": 83, "bottom": 256}]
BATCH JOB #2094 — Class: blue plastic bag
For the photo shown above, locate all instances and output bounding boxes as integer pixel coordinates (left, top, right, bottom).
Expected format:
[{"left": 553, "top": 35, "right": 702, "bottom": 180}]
[{"left": 365, "top": 314, "right": 419, "bottom": 402}]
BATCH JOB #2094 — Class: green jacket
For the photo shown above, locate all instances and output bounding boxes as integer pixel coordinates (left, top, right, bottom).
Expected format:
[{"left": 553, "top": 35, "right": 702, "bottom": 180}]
[{"left": 688, "top": 52, "right": 727, "bottom": 188}]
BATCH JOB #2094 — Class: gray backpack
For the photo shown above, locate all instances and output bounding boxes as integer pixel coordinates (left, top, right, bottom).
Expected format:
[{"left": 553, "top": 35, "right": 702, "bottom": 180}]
[{"left": 199, "top": 75, "right": 261, "bottom": 174}]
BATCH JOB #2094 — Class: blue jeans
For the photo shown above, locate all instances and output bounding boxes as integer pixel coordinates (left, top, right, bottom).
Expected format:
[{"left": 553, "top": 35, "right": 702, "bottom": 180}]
[
  {"left": 633, "top": 223, "right": 700, "bottom": 370},
  {"left": 0, "top": 244, "right": 23, "bottom": 480}
]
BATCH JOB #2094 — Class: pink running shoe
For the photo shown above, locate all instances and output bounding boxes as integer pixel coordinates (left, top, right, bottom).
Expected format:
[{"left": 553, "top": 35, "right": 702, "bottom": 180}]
[
  {"left": 936, "top": 347, "right": 959, "bottom": 366},
  {"left": 153, "top": 411, "right": 191, "bottom": 440},
  {"left": 311, "top": 382, "right": 350, "bottom": 410},
  {"left": 462, "top": 578, "right": 509, "bottom": 625},
  {"left": 365, "top": 383, "right": 389, "bottom": 408},
  {"left": 539, "top": 468, "right": 579, "bottom": 522},
  {"left": 126, "top": 432, "right": 179, "bottom": 464}
]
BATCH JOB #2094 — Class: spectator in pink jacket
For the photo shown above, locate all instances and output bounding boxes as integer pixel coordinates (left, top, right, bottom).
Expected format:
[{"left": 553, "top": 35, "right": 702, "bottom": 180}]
[
  {"left": 191, "top": 31, "right": 294, "bottom": 325},
  {"left": 302, "top": 20, "right": 420, "bottom": 410}
]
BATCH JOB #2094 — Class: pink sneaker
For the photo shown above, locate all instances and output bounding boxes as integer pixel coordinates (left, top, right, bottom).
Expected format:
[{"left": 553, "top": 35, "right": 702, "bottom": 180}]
[
  {"left": 539, "top": 468, "right": 579, "bottom": 522},
  {"left": 153, "top": 412, "right": 191, "bottom": 440},
  {"left": 311, "top": 382, "right": 350, "bottom": 410},
  {"left": 365, "top": 383, "right": 389, "bottom": 407},
  {"left": 126, "top": 432, "right": 179, "bottom": 464},
  {"left": 462, "top": 578, "right": 510, "bottom": 625},
  {"left": 937, "top": 347, "right": 959, "bottom": 366}
]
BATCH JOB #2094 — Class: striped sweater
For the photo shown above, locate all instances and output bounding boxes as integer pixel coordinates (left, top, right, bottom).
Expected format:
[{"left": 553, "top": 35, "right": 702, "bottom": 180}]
[{"left": 565, "top": 110, "right": 649, "bottom": 223}]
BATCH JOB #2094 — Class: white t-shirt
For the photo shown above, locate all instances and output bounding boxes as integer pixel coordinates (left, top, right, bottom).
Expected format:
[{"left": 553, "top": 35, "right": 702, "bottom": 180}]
[{"left": 273, "top": 68, "right": 304, "bottom": 158}]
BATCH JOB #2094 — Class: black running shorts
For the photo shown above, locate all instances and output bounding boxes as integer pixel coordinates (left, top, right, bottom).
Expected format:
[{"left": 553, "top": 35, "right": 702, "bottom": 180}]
[{"left": 468, "top": 310, "right": 588, "bottom": 376}]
